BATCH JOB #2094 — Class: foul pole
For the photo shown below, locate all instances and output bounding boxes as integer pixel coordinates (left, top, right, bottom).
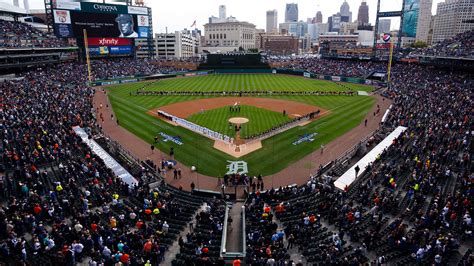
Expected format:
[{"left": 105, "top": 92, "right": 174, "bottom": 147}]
[
  {"left": 83, "top": 29, "right": 92, "bottom": 82},
  {"left": 387, "top": 38, "right": 394, "bottom": 87}
]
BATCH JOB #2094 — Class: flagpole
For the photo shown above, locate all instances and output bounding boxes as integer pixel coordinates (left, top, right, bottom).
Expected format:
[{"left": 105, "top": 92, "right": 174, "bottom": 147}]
[
  {"left": 83, "top": 29, "right": 92, "bottom": 83},
  {"left": 165, "top": 27, "right": 168, "bottom": 60}
]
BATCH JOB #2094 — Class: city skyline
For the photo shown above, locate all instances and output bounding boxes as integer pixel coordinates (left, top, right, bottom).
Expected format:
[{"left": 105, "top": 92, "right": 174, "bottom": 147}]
[{"left": 16, "top": 0, "right": 445, "bottom": 33}]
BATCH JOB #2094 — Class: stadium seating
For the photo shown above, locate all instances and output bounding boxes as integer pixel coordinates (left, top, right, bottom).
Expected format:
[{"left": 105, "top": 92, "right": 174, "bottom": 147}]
[
  {"left": 411, "top": 30, "right": 474, "bottom": 58},
  {"left": 0, "top": 45, "right": 472, "bottom": 266},
  {"left": 0, "top": 19, "right": 69, "bottom": 48}
]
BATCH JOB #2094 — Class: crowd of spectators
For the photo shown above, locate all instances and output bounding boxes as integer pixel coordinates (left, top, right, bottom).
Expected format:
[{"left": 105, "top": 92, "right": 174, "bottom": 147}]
[
  {"left": 172, "top": 200, "right": 226, "bottom": 265},
  {"left": 90, "top": 58, "right": 189, "bottom": 81},
  {"left": 0, "top": 42, "right": 472, "bottom": 266},
  {"left": 0, "top": 19, "right": 69, "bottom": 48},
  {"left": 243, "top": 59, "right": 472, "bottom": 265},
  {"left": 0, "top": 60, "right": 211, "bottom": 265},
  {"left": 272, "top": 58, "right": 384, "bottom": 78},
  {"left": 410, "top": 30, "right": 474, "bottom": 58}
]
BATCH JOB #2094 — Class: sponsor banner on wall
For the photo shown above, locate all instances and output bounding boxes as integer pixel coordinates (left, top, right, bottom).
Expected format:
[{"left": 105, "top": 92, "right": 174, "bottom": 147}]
[
  {"left": 303, "top": 72, "right": 311, "bottom": 78},
  {"left": 88, "top": 37, "right": 132, "bottom": 46},
  {"left": 54, "top": 24, "right": 73, "bottom": 38},
  {"left": 128, "top": 6, "right": 149, "bottom": 15},
  {"left": 53, "top": 9, "right": 71, "bottom": 24},
  {"left": 138, "top": 27, "right": 149, "bottom": 38},
  {"left": 331, "top": 76, "right": 341, "bottom": 82},
  {"left": 99, "top": 46, "right": 109, "bottom": 54},
  {"left": 110, "top": 46, "right": 132, "bottom": 54},
  {"left": 120, "top": 79, "right": 138, "bottom": 84},
  {"left": 89, "top": 46, "right": 132, "bottom": 55}
]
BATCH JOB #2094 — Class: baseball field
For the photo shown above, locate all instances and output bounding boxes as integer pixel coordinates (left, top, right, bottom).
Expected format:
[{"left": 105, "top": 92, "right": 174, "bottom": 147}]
[{"left": 106, "top": 74, "right": 375, "bottom": 177}]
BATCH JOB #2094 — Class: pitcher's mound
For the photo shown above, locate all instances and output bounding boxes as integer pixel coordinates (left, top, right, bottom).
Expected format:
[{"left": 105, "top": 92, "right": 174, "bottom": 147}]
[{"left": 229, "top": 117, "right": 249, "bottom": 124}]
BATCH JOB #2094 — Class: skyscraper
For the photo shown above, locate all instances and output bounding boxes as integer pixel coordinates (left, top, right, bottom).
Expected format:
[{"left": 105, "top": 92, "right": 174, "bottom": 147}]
[
  {"left": 266, "top": 10, "right": 278, "bottom": 33},
  {"left": 340, "top": 0, "right": 352, "bottom": 23},
  {"left": 415, "top": 0, "right": 432, "bottom": 43},
  {"left": 316, "top": 11, "right": 323, "bottom": 23},
  {"left": 432, "top": 0, "right": 474, "bottom": 43},
  {"left": 378, "top": 19, "right": 391, "bottom": 33},
  {"left": 219, "top": 5, "right": 226, "bottom": 19},
  {"left": 285, "top": 3, "right": 298, "bottom": 22},
  {"left": 357, "top": 1, "right": 369, "bottom": 25}
]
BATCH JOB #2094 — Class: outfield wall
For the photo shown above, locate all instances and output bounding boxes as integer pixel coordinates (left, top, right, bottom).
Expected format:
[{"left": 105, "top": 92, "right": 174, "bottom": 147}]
[{"left": 90, "top": 68, "right": 386, "bottom": 87}]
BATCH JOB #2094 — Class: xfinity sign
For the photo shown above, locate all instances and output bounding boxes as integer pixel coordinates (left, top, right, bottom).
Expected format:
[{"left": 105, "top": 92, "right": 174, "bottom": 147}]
[
  {"left": 88, "top": 38, "right": 132, "bottom": 46},
  {"left": 100, "top": 38, "right": 117, "bottom": 45}
]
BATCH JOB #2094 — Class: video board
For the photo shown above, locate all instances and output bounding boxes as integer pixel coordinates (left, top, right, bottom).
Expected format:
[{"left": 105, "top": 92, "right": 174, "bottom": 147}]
[
  {"left": 402, "top": 0, "right": 419, "bottom": 38},
  {"left": 52, "top": 1, "right": 150, "bottom": 39}
]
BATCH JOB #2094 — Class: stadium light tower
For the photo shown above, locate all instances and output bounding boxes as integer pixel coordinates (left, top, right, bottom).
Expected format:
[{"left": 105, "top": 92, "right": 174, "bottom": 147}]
[{"left": 373, "top": 0, "right": 407, "bottom": 58}]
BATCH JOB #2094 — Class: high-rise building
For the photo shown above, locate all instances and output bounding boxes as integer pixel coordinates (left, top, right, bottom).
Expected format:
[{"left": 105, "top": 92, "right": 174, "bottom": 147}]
[
  {"left": 340, "top": 0, "right": 353, "bottom": 23},
  {"left": 285, "top": 3, "right": 298, "bottom": 22},
  {"left": 415, "top": 0, "right": 432, "bottom": 43},
  {"left": 328, "top": 13, "right": 342, "bottom": 32},
  {"left": 266, "top": 9, "right": 278, "bottom": 33},
  {"left": 219, "top": 5, "right": 226, "bottom": 19},
  {"left": 378, "top": 19, "right": 391, "bottom": 33},
  {"left": 432, "top": 0, "right": 474, "bottom": 43},
  {"left": 209, "top": 6, "right": 237, "bottom": 24},
  {"left": 204, "top": 21, "right": 256, "bottom": 51},
  {"left": 279, "top": 21, "right": 308, "bottom": 37},
  {"left": 357, "top": 1, "right": 369, "bottom": 25},
  {"left": 316, "top": 11, "right": 323, "bottom": 23},
  {"left": 308, "top": 23, "right": 329, "bottom": 42},
  {"left": 155, "top": 31, "right": 198, "bottom": 59}
]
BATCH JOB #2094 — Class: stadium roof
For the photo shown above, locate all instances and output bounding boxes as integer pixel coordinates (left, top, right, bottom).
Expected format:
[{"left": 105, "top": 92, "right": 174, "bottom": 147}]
[{"left": 0, "top": 2, "right": 28, "bottom": 15}]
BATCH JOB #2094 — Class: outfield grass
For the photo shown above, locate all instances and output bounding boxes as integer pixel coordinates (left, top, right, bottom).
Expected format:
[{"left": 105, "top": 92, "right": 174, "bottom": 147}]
[
  {"left": 187, "top": 105, "right": 291, "bottom": 139},
  {"left": 139, "top": 74, "right": 373, "bottom": 92},
  {"left": 107, "top": 74, "right": 375, "bottom": 177}
]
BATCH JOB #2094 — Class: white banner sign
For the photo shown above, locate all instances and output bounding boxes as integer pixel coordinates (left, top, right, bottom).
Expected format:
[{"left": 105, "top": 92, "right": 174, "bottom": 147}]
[
  {"left": 158, "top": 110, "right": 232, "bottom": 144},
  {"left": 128, "top": 6, "right": 148, "bottom": 15},
  {"left": 54, "top": 1, "right": 81, "bottom": 10},
  {"left": 72, "top": 126, "right": 138, "bottom": 187}
]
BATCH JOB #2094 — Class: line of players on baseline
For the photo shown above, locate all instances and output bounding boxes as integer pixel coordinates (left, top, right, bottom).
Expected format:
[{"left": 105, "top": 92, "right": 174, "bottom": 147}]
[
  {"left": 157, "top": 107, "right": 321, "bottom": 141},
  {"left": 243, "top": 110, "right": 321, "bottom": 141},
  {"left": 131, "top": 90, "right": 356, "bottom": 96}
]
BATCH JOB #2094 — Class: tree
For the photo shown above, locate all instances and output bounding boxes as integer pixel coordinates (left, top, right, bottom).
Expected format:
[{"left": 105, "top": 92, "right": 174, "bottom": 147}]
[{"left": 411, "top": 41, "right": 428, "bottom": 48}]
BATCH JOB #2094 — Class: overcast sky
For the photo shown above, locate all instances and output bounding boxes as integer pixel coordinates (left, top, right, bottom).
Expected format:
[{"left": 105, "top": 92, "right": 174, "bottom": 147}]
[{"left": 12, "top": 0, "right": 444, "bottom": 33}]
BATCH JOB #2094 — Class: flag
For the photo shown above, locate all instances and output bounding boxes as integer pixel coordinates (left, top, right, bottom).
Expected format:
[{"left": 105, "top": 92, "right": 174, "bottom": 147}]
[{"left": 190, "top": 20, "right": 196, "bottom": 28}]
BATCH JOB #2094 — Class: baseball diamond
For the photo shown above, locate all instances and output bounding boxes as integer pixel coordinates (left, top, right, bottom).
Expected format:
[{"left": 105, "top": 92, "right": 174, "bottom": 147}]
[{"left": 106, "top": 74, "right": 376, "bottom": 176}]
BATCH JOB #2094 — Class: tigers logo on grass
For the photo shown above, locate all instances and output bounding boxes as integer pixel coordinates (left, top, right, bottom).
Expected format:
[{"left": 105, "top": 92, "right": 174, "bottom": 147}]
[{"left": 226, "top": 161, "right": 248, "bottom": 175}]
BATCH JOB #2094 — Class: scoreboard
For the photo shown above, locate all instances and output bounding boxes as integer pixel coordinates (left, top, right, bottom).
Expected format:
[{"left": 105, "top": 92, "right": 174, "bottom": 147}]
[{"left": 52, "top": 1, "right": 151, "bottom": 39}]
